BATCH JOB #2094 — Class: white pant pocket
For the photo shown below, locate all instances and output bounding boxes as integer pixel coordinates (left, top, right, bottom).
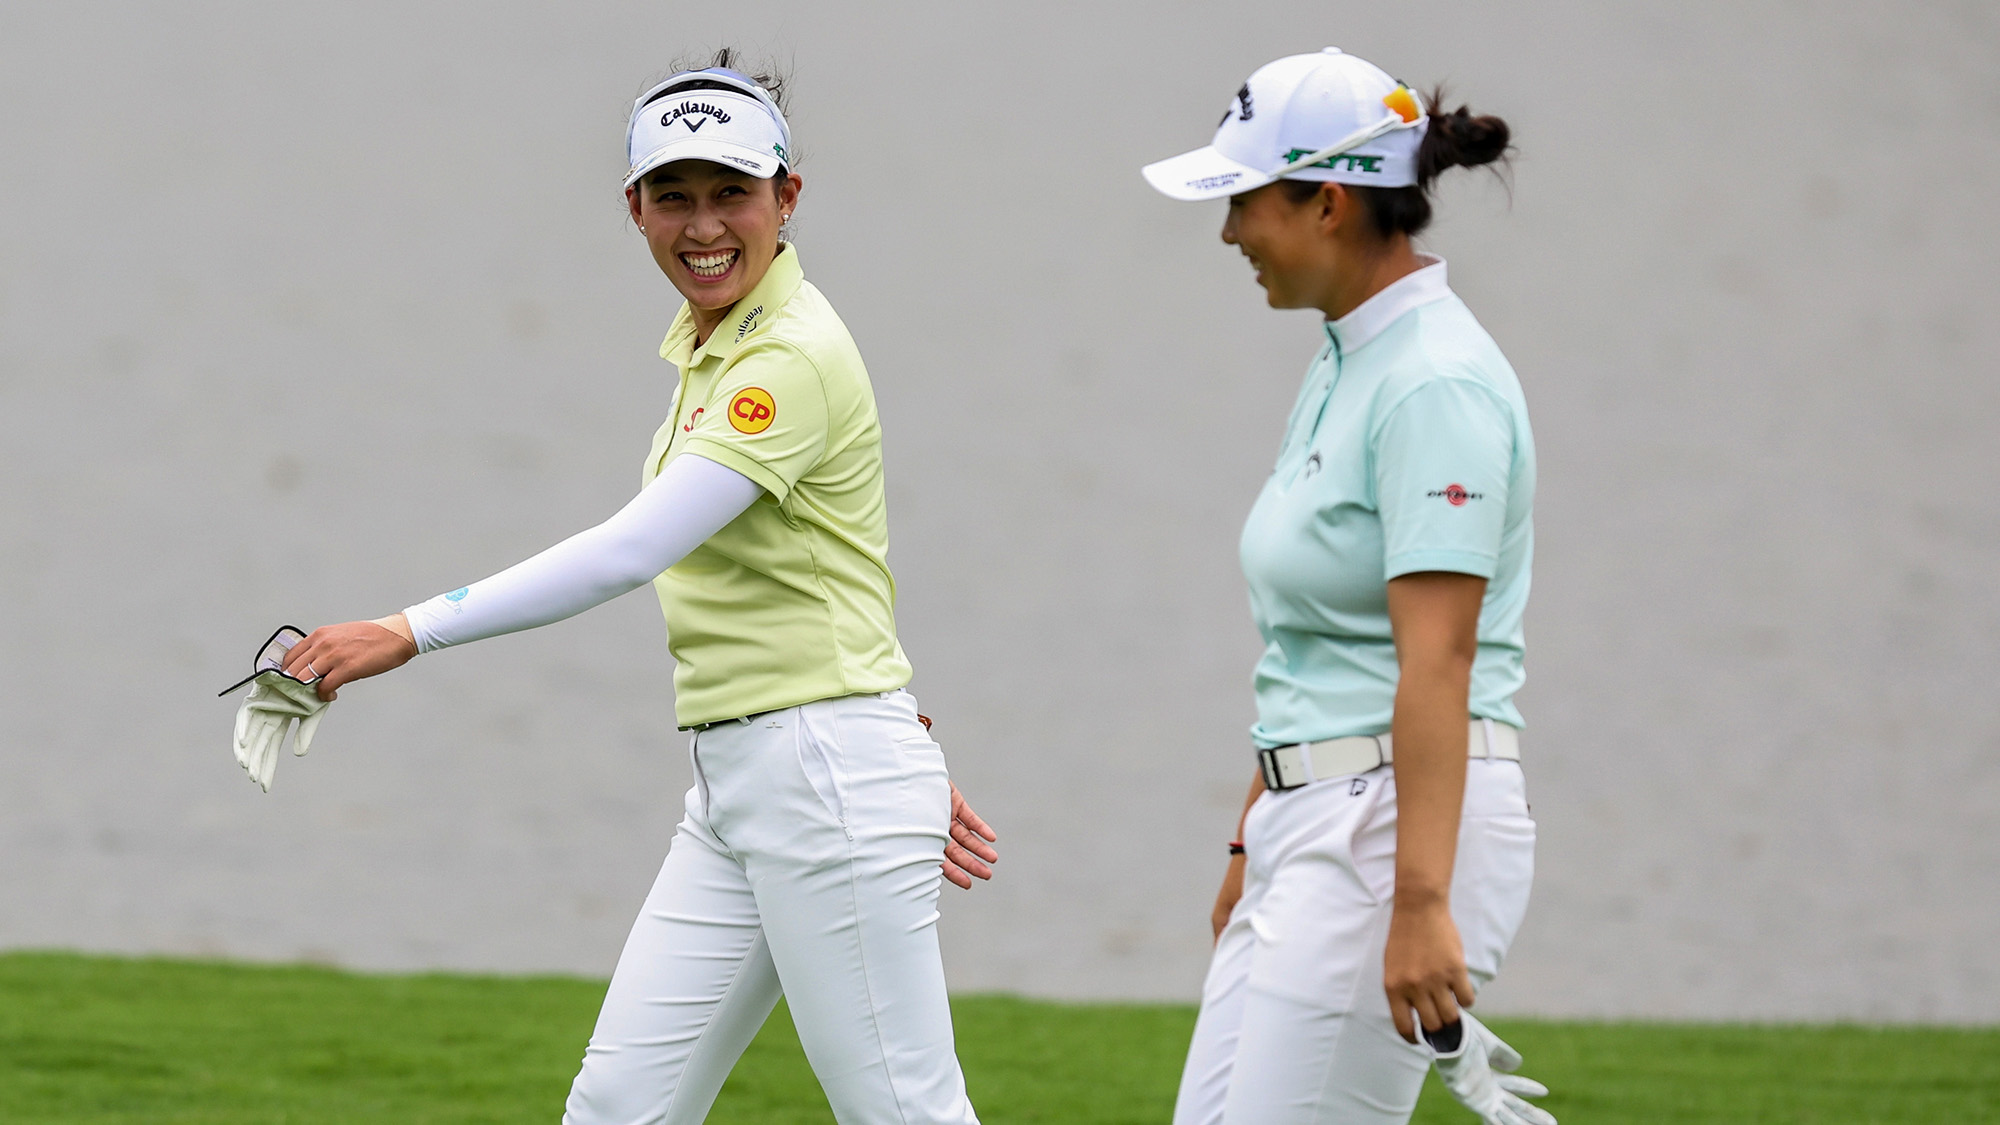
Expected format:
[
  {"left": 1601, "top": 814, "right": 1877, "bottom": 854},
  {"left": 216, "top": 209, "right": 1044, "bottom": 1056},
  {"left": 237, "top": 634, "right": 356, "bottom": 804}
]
[
  {"left": 794, "top": 711, "right": 848, "bottom": 824},
  {"left": 1454, "top": 812, "right": 1536, "bottom": 983}
]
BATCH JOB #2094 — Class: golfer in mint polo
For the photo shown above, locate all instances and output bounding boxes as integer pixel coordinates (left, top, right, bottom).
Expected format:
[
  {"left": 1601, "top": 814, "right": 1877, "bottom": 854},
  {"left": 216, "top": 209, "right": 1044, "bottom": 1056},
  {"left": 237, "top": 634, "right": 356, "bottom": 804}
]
[
  {"left": 1144, "top": 48, "right": 1555, "bottom": 1124},
  {"left": 236, "top": 52, "right": 995, "bottom": 1124}
]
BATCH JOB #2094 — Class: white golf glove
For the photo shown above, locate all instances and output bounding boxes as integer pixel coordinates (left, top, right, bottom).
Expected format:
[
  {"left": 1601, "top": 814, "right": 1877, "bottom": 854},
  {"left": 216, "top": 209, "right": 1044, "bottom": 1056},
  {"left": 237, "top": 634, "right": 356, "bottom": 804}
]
[
  {"left": 231, "top": 672, "right": 328, "bottom": 792},
  {"left": 1429, "top": 1011, "right": 1556, "bottom": 1125}
]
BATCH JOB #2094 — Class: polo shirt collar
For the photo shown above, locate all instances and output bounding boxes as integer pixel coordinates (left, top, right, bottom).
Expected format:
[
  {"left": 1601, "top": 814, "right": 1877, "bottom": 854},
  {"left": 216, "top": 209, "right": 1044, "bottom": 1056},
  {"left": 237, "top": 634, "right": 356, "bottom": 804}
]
[
  {"left": 1323, "top": 253, "right": 1451, "bottom": 353},
  {"left": 660, "top": 242, "right": 805, "bottom": 368}
]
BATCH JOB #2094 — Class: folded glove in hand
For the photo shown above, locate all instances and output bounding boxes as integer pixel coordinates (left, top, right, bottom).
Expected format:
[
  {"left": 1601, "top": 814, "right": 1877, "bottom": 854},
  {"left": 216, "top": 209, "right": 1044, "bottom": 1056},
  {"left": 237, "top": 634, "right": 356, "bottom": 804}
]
[{"left": 232, "top": 672, "right": 328, "bottom": 792}]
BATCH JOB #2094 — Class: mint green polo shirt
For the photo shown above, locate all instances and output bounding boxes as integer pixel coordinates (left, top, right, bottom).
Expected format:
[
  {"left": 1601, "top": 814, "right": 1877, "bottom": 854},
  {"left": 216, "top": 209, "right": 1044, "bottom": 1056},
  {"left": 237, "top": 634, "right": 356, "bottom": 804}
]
[{"left": 1238, "top": 256, "right": 1535, "bottom": 748}]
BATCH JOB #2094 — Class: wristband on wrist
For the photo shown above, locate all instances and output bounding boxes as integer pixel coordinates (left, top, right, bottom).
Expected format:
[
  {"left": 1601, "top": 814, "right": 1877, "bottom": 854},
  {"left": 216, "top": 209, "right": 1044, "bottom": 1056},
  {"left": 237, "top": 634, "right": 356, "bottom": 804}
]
[{"left": 1227, "top": 841, "right": 1245, "bottom": 855}]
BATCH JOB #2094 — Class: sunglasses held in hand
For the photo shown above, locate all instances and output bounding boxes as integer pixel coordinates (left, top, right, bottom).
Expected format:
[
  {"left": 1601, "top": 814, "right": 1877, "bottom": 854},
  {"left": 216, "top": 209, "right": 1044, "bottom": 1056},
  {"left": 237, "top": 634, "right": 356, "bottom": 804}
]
[
  {"left": 221, "top": 625, "right": 333, "bottom": 791},
  {"left": 217, "top": 625, "right": 318, "bottom": 697}
]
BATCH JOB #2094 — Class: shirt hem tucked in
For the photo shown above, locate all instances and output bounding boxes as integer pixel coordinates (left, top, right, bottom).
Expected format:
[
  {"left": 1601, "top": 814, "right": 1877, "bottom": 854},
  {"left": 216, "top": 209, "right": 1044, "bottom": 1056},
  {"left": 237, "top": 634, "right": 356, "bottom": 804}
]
[{"left": 675, "top": 673, "right": 914, "bottom": 730}]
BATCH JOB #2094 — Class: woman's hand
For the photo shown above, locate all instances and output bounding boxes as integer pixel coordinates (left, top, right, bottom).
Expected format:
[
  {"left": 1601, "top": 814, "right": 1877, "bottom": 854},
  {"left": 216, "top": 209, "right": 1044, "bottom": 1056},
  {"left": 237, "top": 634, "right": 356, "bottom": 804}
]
[
  {"left": 280, "top": 615, "right": 418, "bottom": 702},
  {"left": 1211, "top": 853, "right": 1247, "bottom": 943},
  {"left": 941, "top": 782, "right": 998, "bottom": 890},
  {"left": 1383, "top": 896, "right": 1475, "bottom": 1044}
]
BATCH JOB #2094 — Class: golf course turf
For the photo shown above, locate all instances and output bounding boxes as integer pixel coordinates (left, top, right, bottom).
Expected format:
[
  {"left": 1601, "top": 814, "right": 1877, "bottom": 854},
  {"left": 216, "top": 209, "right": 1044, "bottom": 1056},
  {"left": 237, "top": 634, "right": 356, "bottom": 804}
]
[{"left": 2, "top": 953, "right": 1994, "bottom": 1122}]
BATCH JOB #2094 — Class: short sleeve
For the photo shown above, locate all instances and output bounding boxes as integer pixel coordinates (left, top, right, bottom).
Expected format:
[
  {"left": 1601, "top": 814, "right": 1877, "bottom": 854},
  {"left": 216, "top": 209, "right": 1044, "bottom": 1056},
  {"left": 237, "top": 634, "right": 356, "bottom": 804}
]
[
  {"left": 1373, "top": 377, "right": 1514, "bottom": 580},
  {"left": 682, "top": 339, "right": 831, "bottom": 502}
]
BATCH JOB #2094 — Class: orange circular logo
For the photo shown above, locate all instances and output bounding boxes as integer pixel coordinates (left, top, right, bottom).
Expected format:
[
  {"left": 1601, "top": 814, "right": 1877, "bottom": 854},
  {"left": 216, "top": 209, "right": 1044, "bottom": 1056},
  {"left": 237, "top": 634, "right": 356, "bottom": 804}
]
[{"left": 727, "top": 387, "right": 776, "bottom": 434}]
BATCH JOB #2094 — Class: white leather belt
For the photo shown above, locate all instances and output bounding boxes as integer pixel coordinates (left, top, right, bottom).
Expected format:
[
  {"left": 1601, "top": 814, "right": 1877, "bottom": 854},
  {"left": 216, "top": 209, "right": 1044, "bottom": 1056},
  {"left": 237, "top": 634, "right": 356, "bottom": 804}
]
[{"left": 1257, "top": 718, "right": 1520, "bottom": 792}]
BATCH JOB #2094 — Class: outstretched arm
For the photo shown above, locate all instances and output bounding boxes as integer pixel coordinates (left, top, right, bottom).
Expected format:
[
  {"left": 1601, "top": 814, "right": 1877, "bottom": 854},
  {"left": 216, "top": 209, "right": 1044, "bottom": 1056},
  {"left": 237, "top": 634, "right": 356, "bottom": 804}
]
[{"left": 280, "top": 454, "right": 763, "bottom": 699}]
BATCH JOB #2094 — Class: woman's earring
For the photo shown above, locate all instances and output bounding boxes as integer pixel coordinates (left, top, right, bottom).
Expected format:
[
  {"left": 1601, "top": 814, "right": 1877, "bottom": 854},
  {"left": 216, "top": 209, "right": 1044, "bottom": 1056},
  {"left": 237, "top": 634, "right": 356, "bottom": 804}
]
[{"left": 638, "top": 225, "right": 646, "bottom": 233}]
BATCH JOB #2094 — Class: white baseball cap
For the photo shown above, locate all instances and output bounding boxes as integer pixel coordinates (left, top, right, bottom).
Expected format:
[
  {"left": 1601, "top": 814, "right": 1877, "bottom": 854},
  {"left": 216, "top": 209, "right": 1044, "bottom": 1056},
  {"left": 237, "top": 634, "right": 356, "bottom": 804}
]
[
  {"left": 625, "top": 67, "right": 793, "bottom": 188},
  {"left": 1142, "top": 48, "right": 1428, "bottom": 202}
]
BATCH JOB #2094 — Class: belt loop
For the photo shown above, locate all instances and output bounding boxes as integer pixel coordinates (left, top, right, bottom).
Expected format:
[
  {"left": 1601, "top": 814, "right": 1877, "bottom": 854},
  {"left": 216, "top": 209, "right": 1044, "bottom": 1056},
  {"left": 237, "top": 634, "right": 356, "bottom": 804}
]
[
  {"left": 1295, "top": 743, "right": 1317, "bottom": 786},
  {"left": 1478, "top": 717, "right": 1496, "bottom": 760},
  {"left": 1371, "top": 733, "right": 1389, "bottom": 767}
]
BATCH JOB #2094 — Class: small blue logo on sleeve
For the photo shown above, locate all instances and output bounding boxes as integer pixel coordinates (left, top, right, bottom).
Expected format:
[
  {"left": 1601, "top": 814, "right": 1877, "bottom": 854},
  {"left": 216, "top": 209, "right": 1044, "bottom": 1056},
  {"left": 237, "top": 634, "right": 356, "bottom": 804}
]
[{"left": 445, "top": 587, "right": 469, "bottom": 602}]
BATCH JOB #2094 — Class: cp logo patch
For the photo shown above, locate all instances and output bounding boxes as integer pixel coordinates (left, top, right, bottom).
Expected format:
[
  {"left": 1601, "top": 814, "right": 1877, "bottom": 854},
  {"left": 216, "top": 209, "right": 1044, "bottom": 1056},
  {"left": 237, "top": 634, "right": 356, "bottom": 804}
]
[{"left": 728, "top": 387, "right": 776, "bottom": 434}]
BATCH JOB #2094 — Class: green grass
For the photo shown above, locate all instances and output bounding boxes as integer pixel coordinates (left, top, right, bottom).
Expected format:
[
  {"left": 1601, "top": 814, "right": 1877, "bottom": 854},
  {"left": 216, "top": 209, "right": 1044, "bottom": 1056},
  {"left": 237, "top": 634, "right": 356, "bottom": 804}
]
[{"left": 1, "top": 952, "right": 1996, "bottom": 1122}]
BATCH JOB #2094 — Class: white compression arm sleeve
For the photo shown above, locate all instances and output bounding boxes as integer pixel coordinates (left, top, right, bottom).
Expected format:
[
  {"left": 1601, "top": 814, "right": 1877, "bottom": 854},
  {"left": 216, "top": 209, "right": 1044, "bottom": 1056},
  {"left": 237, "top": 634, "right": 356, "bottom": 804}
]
[{"left": 402, "top": 454, "right": 764, "bottom": 654}]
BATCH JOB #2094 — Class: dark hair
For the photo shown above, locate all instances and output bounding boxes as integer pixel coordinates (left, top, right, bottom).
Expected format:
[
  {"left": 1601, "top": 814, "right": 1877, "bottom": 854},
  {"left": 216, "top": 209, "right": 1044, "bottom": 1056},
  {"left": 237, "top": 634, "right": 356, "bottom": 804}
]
[
  {"left": 1282, "top": 84, "right": 1510, "bottom": 238},
  {"left": 656, "top": 46, "right": 792, "bottom": 119}
]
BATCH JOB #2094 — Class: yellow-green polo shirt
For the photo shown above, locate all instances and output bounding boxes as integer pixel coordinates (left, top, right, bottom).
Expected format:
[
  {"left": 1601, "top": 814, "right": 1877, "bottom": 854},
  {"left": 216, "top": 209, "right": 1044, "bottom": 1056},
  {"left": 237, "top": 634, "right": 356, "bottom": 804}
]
[{"left": 641, "top": 244, "right": 912, "bottom": 727}]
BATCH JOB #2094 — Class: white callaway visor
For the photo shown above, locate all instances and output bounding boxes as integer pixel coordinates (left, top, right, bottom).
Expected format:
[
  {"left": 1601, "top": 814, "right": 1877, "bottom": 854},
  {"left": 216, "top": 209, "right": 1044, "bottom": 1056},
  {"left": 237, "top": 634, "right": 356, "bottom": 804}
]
[{"left": 625, "top": 67, "right": 793, "bottom": 187}]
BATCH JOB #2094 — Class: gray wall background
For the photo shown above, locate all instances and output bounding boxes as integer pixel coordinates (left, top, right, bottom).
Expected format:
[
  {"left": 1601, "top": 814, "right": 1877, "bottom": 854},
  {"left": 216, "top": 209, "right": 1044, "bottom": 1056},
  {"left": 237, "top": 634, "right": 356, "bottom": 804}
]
[{"left": 3, "top": 1, "right": 1996, "bottom": 1022}]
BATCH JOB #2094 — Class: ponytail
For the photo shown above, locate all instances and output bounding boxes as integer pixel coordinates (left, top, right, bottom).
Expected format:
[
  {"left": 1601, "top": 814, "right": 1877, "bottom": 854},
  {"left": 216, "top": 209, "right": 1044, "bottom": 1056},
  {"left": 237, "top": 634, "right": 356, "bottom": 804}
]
[
  {"left": 1415, "top": 88, "right": 1510, "bottom": 188},
  {"left": 1352, "top": 85, "right": 1512, "bottom": 238}
]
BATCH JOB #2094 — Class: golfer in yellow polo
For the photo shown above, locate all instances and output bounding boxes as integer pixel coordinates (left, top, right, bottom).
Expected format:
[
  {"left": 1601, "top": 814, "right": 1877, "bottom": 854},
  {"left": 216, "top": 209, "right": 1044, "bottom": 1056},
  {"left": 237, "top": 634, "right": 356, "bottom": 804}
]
[{"left": 243, "top": 52, "right": 994, "bottom": 1124}]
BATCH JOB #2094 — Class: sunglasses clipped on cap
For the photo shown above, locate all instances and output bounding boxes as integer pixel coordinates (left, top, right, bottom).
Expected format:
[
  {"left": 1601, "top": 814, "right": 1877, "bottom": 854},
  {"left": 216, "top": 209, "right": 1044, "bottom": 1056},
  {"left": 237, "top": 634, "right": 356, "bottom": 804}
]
[
  {"left": 1267, "top": 83, "right": 1424, "bottom": 179},
  {"left": 217, "top": 625, "right": 316, "bottom": 697}
]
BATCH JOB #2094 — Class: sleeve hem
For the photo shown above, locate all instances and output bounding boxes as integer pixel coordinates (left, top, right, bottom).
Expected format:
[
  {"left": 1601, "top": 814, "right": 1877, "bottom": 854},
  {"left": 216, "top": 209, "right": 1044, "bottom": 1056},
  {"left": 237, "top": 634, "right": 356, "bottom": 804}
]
[
  {"left": 402, "top": 599, "right": 447, "bottom": 654},
  {"left": 1385, "top": 549, "right": 1497, "bottom": 580},
  {"left": 680, "top": 440, "right": 788, "bottom": 503}
]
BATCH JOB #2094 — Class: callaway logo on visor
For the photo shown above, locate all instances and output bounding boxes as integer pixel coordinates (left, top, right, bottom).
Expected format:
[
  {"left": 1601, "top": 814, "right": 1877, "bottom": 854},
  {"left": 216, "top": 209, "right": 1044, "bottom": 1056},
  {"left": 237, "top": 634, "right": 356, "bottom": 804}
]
[{"left": 663, "top": 100, "right": 733, "bottom": 131}]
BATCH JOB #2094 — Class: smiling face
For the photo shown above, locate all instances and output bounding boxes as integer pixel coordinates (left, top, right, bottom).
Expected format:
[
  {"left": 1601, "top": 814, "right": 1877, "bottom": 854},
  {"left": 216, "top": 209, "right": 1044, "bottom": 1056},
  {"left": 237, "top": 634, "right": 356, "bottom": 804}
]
[
  {"left": 627, "top": 159, "right": 802, "bottom": 336},
  {"left": 1221, "top": 179, "right": 1430, "bottom": 322},
  {"left": 1220, "top": 181, "right": 1345, "bottom": 310}
]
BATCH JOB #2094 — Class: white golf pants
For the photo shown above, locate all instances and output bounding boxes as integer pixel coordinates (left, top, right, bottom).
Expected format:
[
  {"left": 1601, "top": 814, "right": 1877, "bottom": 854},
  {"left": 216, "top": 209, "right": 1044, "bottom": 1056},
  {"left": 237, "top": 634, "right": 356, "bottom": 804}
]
[
  {"left": 563, "top": 690, "right": 980, "bottom": 1125},
  {"left": 1174, "top": 757, "right": 1536, "bottom": 1125}
]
